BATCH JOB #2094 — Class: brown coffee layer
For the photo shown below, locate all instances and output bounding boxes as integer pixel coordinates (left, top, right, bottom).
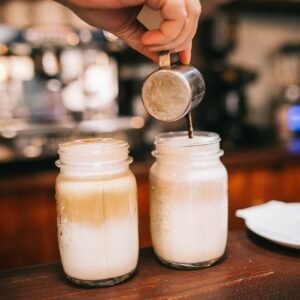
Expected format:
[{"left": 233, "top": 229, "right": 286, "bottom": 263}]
[{"left": 56, "top": 171, "right": 137, "bottom": 226}]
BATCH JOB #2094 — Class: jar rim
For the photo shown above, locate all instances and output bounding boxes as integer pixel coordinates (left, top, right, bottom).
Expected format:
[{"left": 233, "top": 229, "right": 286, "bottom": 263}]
[
  {"left": 57, "top": 138, "right": 130, "bottom": 168},
  {"left": 58, "top": 138, "right": 128, "bottom": 154},
  {"left": 153, "top": 131, "right": 222, "bottom": 158},
  {"left": 155, "top": 131, "right": 220, "bottom": 147}
]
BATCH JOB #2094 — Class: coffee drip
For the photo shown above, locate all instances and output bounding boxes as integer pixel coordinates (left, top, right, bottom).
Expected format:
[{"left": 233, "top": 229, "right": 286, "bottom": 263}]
[{"left": 186, "top": 112, "right": 194, "bottom": 139}]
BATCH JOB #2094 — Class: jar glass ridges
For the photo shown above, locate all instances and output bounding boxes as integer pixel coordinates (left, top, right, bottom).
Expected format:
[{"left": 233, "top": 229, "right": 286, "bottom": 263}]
[
  {"left": 55, "top": 138, "right": 139, "bottom": 286},
  {"left": 150, "top": 131, "right": 228, "bottom": 269}
]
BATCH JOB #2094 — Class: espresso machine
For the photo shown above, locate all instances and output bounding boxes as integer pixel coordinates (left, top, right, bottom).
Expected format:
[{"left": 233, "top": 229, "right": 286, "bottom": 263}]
[{"left": 0, "top": 24, "right": 146, "bottom": 161}]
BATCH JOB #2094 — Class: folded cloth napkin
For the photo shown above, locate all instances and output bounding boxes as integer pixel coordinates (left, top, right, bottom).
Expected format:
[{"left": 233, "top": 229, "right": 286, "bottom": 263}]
[{"left": 236, "top": 200, "right": 300, "bottom": 248}]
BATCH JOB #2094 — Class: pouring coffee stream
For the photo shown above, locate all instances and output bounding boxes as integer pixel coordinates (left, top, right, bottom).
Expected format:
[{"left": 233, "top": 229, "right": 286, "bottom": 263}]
[
  {"left": 186, "top": 112, "right": 194, "bottom": 139},
  {"left": 141, "top": 51, "right": 205, "bottom": 138}
]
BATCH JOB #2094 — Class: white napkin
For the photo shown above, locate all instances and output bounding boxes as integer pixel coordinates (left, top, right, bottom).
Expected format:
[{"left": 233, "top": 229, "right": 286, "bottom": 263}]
[{"left": 236, "top": 200, "right": 300, "bottom": 248}]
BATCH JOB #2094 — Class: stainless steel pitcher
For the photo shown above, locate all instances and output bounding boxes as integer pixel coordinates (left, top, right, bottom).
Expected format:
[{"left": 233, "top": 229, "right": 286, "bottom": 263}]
[{"left": 142, "top": 52, "right": 205, "bottom": 122}]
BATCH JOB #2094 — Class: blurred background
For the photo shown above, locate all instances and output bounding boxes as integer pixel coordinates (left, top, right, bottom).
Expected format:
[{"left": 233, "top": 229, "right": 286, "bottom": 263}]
[{"left": 0, "top": 0, "right": 300, "bottom": 270}]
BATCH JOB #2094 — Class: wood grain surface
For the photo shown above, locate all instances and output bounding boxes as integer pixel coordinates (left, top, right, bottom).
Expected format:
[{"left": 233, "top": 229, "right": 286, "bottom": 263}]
[{"left": 0, "top": 230, "right": 299, "bottom": 300}]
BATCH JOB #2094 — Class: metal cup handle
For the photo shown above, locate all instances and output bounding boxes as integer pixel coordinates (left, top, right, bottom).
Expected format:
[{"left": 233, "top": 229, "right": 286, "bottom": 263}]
[{"left": 159, "top": 51, "right": 180, "bottom": 68}]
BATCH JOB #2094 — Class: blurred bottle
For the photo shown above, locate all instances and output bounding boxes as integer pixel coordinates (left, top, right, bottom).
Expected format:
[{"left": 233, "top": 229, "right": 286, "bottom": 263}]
[{"left": 271, "top": 44, "right": 300, "bottom": 145}]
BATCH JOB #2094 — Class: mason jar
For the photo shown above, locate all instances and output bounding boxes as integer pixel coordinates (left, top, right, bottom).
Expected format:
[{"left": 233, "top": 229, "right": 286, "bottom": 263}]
[
  {"left": 150, "top": 132, "right": 228, "bottom": 269},
  {"left": 55, "top": 138, "right": 138, "bottom": 286}
]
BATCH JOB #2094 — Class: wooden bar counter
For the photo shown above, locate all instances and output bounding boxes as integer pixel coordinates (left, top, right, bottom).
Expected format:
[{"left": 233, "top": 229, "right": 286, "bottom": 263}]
[{"left": 0, "top": 230, "right": 299, "bottom": 300}]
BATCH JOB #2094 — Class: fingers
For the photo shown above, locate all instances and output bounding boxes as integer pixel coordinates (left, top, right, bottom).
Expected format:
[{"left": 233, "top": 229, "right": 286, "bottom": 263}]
[
  {"left": 141, "top": 0, "right": 201, "bottom": 63},
  {"left": 178, "top": 42, "right": 192, "bottom": 64},
  {"left": 58, "top": 0, "right": 200, "bottom": 64},
  {"left": 146, "top": 0, "right": 199, "bottom": 54},
  {"left": 141, "top": 0, "right": 186, "bottom": 45},
  {"left": 61, "top": 2, "right": 159, "bottom": 63}
]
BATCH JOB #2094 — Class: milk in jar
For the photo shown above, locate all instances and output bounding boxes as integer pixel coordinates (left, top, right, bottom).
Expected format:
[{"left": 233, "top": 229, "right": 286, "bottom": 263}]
[
  {"left": 56, "top": 138, "right": 138, "bottom": 286},
  {"left": 150, "top": 131, "right": 228, "bottom": 269}
]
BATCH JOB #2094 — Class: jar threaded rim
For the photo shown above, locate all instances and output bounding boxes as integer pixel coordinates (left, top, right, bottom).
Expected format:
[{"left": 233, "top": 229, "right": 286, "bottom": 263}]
[{"left": 153, "top": 131, "right": 223, "bottom": 158}]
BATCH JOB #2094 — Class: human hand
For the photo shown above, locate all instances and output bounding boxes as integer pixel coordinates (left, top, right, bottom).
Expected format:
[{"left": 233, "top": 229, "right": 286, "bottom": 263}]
[{"left": 56, "top": 0, "right": 201, "bottom": 64}]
